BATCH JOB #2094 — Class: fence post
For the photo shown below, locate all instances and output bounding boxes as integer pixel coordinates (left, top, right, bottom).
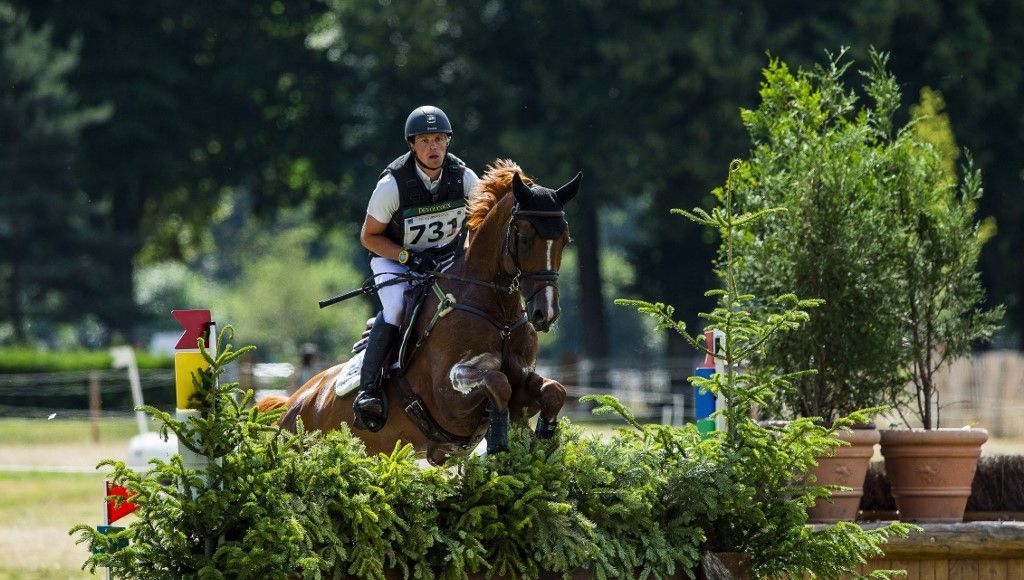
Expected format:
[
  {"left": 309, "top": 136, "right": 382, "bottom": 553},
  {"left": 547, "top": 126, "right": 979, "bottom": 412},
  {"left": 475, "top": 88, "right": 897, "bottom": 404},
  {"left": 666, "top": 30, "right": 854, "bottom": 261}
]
[{"left": 89, "top": 371, "right": 101, "bottom": 443}]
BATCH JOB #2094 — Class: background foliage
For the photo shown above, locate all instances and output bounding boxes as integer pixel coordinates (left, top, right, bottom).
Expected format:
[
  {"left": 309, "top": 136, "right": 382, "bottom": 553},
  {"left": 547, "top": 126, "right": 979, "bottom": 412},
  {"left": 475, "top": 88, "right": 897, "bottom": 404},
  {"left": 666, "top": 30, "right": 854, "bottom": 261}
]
[{"left": 2, "top": 0, "right": 1023, "bottom": 360}]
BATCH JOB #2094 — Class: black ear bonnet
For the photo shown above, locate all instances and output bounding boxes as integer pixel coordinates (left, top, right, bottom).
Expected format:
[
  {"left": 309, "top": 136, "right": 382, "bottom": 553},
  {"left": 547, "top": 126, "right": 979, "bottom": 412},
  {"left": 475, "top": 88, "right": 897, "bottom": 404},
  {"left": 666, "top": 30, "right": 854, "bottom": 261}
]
[{"left": 511, "top": 172, "right": 581, "bottom": 240}]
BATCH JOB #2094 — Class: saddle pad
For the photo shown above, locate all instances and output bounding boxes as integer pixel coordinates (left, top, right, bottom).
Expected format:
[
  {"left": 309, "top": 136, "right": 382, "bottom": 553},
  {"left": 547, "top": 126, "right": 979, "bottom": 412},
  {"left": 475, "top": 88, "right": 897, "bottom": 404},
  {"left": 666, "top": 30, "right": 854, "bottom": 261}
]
[{"left": 333, "top": 353, "right": 363, "bottom": 399}]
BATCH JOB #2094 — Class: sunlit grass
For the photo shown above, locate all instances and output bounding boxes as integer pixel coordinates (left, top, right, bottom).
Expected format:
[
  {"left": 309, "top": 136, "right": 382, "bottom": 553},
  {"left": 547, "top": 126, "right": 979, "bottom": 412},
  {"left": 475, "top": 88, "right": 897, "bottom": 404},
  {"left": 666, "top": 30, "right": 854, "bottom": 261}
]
[
  {"left": 0, "top": 471, "right": 106, "bottom": 578},
  {"left": 0, "top": 418, "right": 134, "bottom": 577},
  {"left": 0, "top": 418, "right": 138, "bottom": 445}
]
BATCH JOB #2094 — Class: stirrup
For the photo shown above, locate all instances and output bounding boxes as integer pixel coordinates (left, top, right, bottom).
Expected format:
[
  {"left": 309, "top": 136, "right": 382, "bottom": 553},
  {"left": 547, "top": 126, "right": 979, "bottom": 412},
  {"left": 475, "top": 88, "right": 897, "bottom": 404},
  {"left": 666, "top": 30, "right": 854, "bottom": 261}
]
[{"left": 353, "top": 386, "right": 388, "bottom": 432}]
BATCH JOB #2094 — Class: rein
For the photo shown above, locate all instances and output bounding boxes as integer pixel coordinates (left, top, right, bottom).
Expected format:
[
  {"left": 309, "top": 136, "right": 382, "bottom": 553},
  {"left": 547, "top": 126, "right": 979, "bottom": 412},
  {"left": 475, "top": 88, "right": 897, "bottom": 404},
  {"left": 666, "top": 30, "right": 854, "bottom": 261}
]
[
  {"left": 389, "top": 196, "right": 567, "bottom": 453},
  {"left": 406, "top": 203, "right": 564, "bottom": 362},
  {"left": 430, "top": 270, "right": 518, "bottom": 295}
]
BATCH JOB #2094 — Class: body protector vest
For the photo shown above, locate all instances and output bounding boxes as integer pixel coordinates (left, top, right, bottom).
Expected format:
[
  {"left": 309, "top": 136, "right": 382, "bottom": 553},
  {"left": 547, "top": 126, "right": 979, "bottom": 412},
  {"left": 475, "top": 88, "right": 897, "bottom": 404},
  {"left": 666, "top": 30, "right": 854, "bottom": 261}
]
[{"left": 379, "top": 152, "right": 467, "bottom": 255}]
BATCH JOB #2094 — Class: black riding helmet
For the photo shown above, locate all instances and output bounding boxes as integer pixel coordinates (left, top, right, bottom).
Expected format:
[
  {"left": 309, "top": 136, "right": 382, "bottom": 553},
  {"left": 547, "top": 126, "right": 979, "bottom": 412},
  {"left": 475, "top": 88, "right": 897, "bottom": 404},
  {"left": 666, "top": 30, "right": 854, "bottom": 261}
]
[{"left": 405, "top": 106, "right": 453, "bottom": 143}]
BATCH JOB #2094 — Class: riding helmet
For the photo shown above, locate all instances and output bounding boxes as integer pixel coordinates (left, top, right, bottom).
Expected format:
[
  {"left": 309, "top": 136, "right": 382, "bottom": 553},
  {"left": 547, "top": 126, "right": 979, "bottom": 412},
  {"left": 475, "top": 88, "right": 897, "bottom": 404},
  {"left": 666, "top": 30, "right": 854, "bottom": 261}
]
[{"left": 405, "top": 106, "right": 453, "bottom": 141}]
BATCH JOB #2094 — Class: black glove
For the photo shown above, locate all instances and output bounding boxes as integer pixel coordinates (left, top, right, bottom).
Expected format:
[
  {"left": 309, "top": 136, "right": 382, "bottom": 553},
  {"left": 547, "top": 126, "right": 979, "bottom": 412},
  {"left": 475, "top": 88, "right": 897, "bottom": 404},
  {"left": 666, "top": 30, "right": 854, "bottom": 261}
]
[{"left": 405, "top": 250, "right": 437, "bottom": 273}]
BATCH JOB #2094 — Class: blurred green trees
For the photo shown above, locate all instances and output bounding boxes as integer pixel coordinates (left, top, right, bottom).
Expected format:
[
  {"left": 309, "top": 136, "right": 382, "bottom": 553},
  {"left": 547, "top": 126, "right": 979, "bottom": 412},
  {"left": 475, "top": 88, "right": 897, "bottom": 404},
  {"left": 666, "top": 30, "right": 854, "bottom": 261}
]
[
  {"left": 4, "top": 0, "right": 1023, "bottom": 356},
  {"left": 0, "top": 2, "right": 111, "bottom": 345},
  {"left": 134, "top": 204, "right": 368, "bottom": 360}
]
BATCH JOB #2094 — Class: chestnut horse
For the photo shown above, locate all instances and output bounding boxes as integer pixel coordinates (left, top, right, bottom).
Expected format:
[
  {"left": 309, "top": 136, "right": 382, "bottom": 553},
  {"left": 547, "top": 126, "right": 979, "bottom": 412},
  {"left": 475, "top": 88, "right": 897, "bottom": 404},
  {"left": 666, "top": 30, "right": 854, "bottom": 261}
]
[{"left": 260, "top": 160, "right": 580, "bottom": 464}]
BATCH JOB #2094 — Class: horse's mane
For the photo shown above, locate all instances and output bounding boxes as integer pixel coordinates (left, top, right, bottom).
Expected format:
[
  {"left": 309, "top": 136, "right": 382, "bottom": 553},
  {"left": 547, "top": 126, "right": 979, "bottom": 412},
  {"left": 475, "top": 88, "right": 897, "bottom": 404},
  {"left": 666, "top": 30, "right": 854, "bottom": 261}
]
[{"left": 466, "top": 159, "right": 534, "bottom": 231}]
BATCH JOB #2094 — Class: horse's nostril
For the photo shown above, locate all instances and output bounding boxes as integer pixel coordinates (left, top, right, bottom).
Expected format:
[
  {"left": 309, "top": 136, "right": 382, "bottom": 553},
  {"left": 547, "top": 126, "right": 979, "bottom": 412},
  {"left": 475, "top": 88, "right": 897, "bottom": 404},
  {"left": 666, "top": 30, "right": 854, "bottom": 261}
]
[{"left": 532, "top": 310, "right": 546, "bottom": 326}]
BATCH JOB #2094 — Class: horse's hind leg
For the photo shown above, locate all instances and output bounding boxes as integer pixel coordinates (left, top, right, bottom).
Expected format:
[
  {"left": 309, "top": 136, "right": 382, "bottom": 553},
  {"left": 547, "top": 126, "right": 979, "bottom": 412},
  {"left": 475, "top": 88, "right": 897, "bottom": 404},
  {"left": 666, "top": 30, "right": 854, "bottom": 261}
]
[
  {"left": 525, "top": 371, "right": 566, "bottom": 439},
  {"left": 481, "top": 370, "right": 513, "bottom": 453}
]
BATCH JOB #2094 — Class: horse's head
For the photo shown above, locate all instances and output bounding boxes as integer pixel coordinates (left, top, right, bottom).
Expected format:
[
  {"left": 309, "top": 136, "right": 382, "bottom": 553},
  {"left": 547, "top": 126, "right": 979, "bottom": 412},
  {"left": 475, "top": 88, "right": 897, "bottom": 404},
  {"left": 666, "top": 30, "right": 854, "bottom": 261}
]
[{"left": 508, "top": 171, "right": 581, "bottom": 332}]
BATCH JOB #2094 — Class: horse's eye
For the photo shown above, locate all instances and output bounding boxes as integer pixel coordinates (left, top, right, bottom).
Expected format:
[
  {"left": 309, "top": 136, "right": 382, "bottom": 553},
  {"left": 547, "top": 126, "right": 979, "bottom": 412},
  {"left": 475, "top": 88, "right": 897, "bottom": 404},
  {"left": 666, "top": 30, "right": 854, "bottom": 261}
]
[{"left": 519, "top": 235, "right": 531, "bottom": 247}]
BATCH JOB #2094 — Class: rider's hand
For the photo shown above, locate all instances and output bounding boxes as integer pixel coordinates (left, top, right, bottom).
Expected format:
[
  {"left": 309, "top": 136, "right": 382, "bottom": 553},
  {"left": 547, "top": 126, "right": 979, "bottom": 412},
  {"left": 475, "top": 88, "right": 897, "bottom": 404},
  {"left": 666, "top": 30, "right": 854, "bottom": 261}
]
[{"left": 403, "top": 250, "right": 437, "bottom": 273}]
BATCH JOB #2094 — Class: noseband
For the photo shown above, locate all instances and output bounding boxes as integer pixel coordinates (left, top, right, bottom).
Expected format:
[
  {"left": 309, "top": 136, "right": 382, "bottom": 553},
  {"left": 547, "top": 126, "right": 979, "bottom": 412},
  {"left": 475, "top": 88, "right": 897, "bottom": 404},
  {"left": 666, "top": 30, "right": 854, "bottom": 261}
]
[{"left": 507, "top": 205, "right": 565, "bottom": 302}]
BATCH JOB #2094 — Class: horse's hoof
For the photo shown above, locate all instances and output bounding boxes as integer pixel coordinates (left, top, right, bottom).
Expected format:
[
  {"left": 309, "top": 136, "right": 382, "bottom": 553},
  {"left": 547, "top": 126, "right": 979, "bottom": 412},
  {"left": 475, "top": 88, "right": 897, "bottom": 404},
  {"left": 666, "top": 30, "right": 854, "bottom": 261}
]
[{"left": 535, "top": 416, "right": 558, "bottom": 439}]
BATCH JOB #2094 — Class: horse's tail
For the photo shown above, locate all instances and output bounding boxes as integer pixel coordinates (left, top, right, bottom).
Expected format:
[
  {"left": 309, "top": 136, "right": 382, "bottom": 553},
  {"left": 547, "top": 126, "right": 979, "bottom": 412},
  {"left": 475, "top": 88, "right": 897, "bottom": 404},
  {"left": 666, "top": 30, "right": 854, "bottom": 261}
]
[{"left": 256, "top": 395, "right": 289, "bottom": 414}]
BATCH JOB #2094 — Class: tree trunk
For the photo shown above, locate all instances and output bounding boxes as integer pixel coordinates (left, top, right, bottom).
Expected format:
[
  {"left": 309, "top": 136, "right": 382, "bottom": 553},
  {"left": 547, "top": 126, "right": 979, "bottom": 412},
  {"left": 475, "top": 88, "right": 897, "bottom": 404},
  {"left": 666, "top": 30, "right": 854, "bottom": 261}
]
[
  {"left": 575, "top": 199, "right": 608, "bottom": 360},
  {"left": 101, "top": 184, "right": 145, "bottom": 343},
  {"left": 106, "top": 234, "right": 140, "bottom": 342},
  {"left": 9, "top": 220, "right": 25, "bottom": 343}
]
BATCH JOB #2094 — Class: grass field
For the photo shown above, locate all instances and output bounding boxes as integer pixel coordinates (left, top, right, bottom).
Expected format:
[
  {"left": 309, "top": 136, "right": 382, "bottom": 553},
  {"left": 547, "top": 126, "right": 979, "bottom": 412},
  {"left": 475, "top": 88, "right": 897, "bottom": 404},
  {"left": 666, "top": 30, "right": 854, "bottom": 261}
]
[
  {"left": 0, "top": 418, "right": 134, "bottom": 579},
  {"left": 1, "top": 416, "right": 1020, "bottom": 579},
  {"left": 0, "top": 471, "right": 107, "bottom": 579}
]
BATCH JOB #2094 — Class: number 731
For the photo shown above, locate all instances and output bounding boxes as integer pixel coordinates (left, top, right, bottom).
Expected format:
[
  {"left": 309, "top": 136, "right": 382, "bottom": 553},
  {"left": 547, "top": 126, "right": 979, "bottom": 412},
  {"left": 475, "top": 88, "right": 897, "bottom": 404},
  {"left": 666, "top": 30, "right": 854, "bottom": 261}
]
[{"left": 409, "top": 216, "right": 460, "bottom": 244}]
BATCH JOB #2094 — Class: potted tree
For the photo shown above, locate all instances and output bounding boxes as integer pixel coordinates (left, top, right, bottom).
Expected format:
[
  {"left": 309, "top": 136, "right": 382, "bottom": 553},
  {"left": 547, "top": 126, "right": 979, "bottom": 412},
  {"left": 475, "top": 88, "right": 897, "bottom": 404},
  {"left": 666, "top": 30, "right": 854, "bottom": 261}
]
[
  {"left": 614, "top": 158, "right": 912, "bottom": 579},
  {"left": 877, "top": 85, "right": 1004, "bottom": 523},
  {"left": 727, "top": 49, "right": 914, "bottom": 522}
]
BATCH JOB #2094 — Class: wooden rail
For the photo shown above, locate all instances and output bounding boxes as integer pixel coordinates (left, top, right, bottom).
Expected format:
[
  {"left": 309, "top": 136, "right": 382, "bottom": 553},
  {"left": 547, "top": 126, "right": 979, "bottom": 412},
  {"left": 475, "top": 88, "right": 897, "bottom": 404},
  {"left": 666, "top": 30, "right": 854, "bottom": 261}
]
[
  {"left": 457, "top": 523, "right": 1024, "bottom": 579},
  {"left": 852, "top": 522, "right": 1024, "bottom": 579}
]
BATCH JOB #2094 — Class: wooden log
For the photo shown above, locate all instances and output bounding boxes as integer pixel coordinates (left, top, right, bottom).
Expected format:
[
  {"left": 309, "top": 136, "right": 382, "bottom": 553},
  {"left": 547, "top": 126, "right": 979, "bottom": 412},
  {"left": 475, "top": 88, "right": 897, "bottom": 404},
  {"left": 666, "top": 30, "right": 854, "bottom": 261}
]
[
  {"left": 855, "top": 521, "right": 1024, "bottom": 559},
  {"left": 965, "top": 511, "right": 1024, "bottom": 522},
  {"left": 860, "top": 510, "right": 1024, "bottom": 522}
]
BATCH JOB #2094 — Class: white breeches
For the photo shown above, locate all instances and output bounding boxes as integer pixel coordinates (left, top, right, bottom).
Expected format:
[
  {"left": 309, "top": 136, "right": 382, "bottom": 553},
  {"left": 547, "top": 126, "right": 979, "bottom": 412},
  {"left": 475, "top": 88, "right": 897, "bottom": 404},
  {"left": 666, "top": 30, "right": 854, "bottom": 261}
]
[{"left": 370, "top": 257, "right": 415, "bottom": 326}]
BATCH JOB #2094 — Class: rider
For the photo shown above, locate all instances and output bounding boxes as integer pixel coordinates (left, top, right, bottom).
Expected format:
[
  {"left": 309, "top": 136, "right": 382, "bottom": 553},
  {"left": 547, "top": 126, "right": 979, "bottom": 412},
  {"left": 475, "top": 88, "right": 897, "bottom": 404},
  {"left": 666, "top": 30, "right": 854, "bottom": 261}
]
[{"left": 352, "top": 105, "right": 480, "bottom": 432}]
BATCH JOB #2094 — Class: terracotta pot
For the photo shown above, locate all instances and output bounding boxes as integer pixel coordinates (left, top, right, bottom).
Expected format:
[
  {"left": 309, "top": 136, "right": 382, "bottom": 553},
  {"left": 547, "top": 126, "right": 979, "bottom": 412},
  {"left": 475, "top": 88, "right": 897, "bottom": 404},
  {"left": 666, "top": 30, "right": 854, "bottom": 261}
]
[
  {"left": 879, "top": 428, "right": 988, "bottom": 523},
  {"left": 807, "top": 426, "right": 880, "bottom": 523}
]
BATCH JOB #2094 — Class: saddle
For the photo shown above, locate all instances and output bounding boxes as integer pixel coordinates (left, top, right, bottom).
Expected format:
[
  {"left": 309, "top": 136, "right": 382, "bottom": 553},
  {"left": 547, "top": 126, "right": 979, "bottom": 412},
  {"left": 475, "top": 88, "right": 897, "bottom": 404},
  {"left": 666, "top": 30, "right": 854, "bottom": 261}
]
[
  {"left": 350, "top": 253, "right": 458, "bottom": 360},
  {"left": 345, "top": 256, "right": 484, "bottom": 451},
  {"left": 349, "top": 278, "right": 434, "bottom": 366}
]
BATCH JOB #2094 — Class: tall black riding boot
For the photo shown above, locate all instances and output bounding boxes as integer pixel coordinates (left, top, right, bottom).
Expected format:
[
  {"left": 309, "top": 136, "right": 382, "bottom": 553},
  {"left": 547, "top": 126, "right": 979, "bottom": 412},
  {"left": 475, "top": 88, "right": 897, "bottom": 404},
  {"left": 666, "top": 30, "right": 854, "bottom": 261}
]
[{"left": 352, "top": 313, "right": 399, "bottom": 432}]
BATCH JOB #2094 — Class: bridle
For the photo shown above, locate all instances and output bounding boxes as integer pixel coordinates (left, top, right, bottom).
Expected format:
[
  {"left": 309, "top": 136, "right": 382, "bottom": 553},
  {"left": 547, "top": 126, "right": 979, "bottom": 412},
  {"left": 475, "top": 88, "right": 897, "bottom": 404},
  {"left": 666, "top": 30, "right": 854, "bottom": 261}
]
[
  {"left": 401, "top": 200, "right": 566, "bottom": 373},
  {"left": 432, "top": 204, "right": 565, "bottom": 301},
  {"left": 505, "top": 204, "right": 566, "bottom": 303}
]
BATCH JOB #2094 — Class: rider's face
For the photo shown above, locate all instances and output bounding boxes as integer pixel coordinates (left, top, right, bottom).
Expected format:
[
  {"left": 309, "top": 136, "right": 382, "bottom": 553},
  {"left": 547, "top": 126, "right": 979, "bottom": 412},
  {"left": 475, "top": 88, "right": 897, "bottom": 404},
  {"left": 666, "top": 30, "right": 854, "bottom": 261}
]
[{"left": 411, "top": 133, "right": 450, "bottom": 171}]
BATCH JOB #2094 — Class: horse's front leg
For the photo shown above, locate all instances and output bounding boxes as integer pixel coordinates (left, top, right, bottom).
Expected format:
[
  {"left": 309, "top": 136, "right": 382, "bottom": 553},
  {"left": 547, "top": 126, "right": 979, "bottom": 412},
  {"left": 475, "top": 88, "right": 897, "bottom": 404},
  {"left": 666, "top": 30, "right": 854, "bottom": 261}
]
[
  {"left": 524, "top": 371, "right": 566, "bottom": 439},
  {"left": 480, "top": 370, "right": 513, "bottom": 454}
]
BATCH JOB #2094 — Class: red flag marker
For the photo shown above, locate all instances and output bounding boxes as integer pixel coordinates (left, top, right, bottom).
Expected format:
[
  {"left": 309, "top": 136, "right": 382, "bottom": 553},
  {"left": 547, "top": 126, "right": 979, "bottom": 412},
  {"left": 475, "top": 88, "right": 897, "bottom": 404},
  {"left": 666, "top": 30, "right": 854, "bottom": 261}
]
[
  {"left": 172, "top": 309, "right": 211, "bottom": 350},
  {"left": 106, "top": 481, "right": 139, "bottom": 524}
]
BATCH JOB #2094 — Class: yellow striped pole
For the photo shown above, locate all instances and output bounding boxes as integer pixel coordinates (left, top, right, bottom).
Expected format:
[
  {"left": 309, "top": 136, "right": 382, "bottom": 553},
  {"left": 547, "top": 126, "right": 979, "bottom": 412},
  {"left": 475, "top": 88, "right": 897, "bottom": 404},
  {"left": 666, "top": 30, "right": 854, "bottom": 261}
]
[{"left": 172, "top": 310, "right": 215, "bottom": 478}]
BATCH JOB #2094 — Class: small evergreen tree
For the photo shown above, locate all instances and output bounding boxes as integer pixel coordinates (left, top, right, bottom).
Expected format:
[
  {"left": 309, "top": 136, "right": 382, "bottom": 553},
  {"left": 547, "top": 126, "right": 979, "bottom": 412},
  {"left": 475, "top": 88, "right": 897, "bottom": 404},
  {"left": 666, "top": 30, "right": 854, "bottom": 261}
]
[
  {"left": 890, "top": 128, "right": 1003, "bottom": 429},
  {"left": 728, "top": 47, "right": 1003, "bottom": 429},
  {"left": 615, "top": 160, "right": 913, "bottom": 578},
  {"left": 71, "top": 328, "right": 344, "bottom": 578}
]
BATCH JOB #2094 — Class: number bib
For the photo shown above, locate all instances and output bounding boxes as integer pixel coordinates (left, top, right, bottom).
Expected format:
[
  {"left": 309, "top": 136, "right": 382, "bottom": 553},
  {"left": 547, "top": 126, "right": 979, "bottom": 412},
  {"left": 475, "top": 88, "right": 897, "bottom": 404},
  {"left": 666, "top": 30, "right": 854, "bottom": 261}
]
[{"left": 401, "top": 199, "right": 466, "bottom": 251}]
